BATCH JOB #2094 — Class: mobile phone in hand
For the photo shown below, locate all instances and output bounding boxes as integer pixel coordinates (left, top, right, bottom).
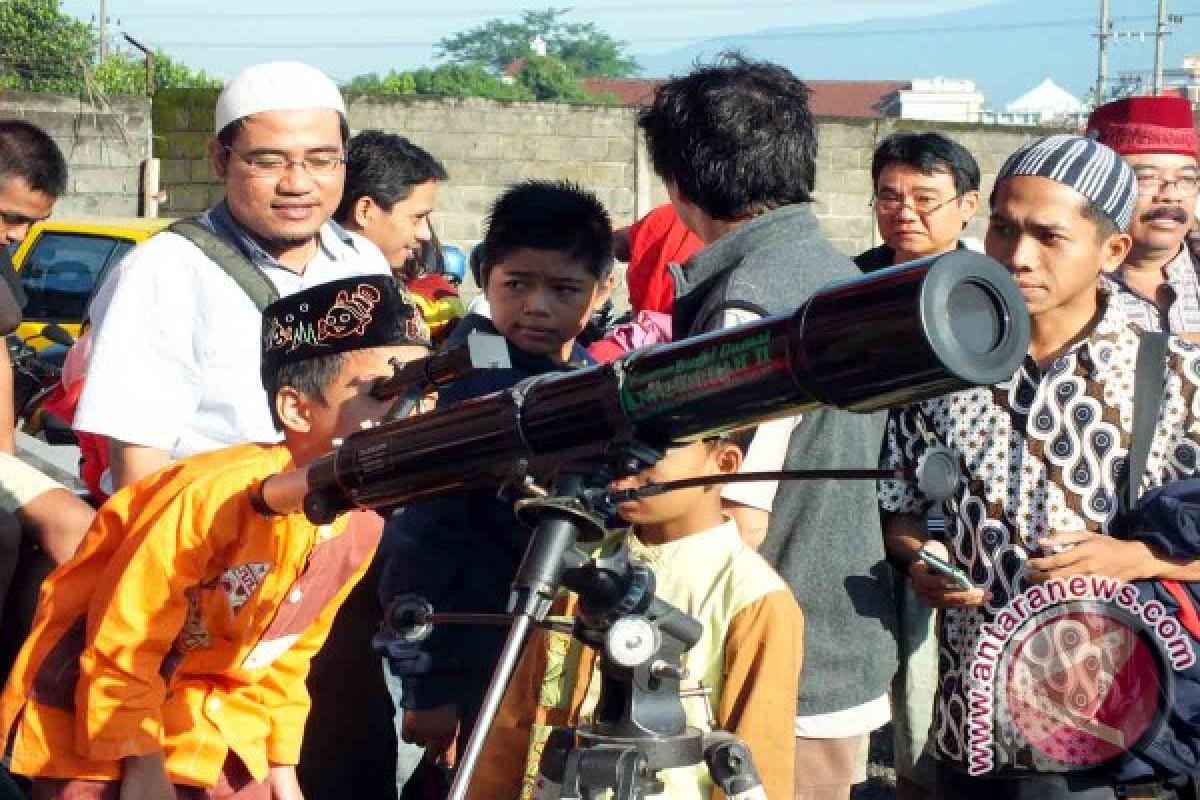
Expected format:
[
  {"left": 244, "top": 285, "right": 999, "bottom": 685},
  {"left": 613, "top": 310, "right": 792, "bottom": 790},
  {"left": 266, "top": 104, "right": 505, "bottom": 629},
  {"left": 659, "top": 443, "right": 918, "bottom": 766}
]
[{"left": 918, "top": 544, "right": 974, "bottom": 591}]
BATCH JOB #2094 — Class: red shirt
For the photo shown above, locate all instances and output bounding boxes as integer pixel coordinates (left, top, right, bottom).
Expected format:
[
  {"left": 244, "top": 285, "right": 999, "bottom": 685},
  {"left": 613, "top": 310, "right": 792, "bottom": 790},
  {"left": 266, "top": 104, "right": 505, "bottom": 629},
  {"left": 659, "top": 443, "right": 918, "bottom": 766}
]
[{"left": 626, "top": 205, "right": 704, "bottom": 315}]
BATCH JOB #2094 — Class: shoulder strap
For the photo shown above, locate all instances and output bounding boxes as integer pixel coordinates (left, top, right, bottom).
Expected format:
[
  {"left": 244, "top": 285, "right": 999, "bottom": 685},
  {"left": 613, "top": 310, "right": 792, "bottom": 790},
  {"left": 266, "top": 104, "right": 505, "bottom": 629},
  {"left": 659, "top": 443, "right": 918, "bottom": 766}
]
[
  {"left": 1127, "top": 332, "right": 1171, "bottom": 510},
  {"left": 167, "top": 218, "right": 281, "bottom": 311}
]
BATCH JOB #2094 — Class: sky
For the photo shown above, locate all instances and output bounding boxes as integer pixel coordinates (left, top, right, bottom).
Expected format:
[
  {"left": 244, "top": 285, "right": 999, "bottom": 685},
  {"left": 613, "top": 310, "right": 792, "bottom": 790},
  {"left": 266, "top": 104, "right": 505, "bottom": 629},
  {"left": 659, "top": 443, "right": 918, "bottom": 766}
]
[
  {"left": 56, "top": 0, "right": 1200, "bottom": 105},
  {"left": 59, "top": 0, "right": 996, "bottom": 82}
]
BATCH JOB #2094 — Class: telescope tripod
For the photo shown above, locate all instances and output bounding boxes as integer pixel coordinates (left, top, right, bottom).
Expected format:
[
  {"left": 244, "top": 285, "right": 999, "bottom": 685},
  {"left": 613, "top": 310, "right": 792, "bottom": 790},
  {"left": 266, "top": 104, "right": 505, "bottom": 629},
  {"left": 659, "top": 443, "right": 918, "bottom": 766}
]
[{"left": 383, "top": 464, "right": 766, "bottom": 800}]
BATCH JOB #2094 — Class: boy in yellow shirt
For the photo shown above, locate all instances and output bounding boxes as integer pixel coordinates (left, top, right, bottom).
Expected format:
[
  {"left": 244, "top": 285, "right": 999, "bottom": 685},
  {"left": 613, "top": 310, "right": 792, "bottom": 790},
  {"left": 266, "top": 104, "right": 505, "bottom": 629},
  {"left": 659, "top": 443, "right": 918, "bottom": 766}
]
[
  {"left": 470, "top": 432, "right": 804, "bottom": 800},
  {"left": 0, "top": 275, "right": 430, "bottom": 799}
]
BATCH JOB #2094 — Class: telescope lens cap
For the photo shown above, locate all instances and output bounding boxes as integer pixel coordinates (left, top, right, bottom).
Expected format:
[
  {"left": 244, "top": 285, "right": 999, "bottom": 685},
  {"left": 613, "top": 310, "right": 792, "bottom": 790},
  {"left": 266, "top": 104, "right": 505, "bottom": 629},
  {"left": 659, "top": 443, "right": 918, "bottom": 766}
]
[
  {"left": 920, "top": 250, "right": 1030, "bottom": 386},
  {"left": 916, "top": 445, "right": 959, "bottom": 502}
]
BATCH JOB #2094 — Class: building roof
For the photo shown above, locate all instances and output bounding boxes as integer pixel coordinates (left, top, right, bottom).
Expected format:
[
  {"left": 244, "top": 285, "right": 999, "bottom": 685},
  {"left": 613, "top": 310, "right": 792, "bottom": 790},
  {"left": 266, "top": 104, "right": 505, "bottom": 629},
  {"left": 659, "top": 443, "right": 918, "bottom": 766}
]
[
  {"left": 581, "top": 76, "right": 910, "bottom": 117},
  {"left": 807, "top": 80, "right": 910, "bottom": 117},
  {"left": 1006, "top": 78, "right": 1083, "bottom": 114},
  {"left": 582, "top": 77, "right": 663, "bottom": 106}
]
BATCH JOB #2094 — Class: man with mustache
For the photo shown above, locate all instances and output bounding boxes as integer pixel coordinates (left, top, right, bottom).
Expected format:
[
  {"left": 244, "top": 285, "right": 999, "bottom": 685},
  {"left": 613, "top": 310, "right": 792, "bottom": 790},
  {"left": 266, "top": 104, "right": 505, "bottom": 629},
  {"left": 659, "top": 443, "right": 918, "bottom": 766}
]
[
  {"left": 1087, "top": 96, "right": 1200, "bottom": 339},
  {"left": 74, "top": 62, "right": 390, "bottom": 491}
]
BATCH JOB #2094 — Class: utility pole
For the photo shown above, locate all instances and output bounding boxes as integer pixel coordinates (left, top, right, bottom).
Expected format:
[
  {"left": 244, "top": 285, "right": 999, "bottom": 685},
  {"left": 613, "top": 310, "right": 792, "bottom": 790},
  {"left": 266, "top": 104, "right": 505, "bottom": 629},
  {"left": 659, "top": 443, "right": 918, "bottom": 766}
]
[
  {"left": 1153, "top": 0, "right": 1168, "bottom": 95},
  {"left": 98, "top": 0, "right": 108, "bottom": 61},
  {"left": 1095, "top": 0, "right": 1111, "bottom": 105}
]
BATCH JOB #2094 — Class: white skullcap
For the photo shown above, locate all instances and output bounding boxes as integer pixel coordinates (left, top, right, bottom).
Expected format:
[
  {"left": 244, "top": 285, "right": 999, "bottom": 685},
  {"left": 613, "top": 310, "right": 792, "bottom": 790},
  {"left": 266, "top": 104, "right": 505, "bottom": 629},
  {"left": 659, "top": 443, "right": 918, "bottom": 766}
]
[{"left": 214, "top": 61, "right": 346, "bottom": 134}]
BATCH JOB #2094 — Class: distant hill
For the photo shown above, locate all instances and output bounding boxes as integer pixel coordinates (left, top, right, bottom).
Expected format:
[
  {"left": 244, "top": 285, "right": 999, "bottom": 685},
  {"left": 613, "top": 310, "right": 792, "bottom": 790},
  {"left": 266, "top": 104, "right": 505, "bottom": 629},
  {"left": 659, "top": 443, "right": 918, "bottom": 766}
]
[{"left": 634, "top": 0, "right": 1199, "bottom": 107}]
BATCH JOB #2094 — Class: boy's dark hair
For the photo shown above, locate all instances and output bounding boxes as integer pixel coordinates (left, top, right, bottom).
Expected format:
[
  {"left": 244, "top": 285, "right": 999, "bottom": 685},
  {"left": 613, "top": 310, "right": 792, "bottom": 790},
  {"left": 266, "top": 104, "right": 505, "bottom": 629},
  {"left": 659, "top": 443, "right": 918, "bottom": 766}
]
[
  {"left": 870, "top": 132, "right": 981, "bottom": 195},
  {"left": 216, "top": 116, "right": 351, "bottom": 152},
  {"left": 478, "top": 180, "right": 613, "bottom": 284},
  {"left": 334, "top": 130, "right": 448, "bottom": 224},
  {"left": 637, "top": 53, "right": 817, "bottom": 221},
  {"left": 262, "top": 352, "right": 347, "bottom": 431},
  {"left": 0, "top": 120, "right": 68, "bottom": 197}
]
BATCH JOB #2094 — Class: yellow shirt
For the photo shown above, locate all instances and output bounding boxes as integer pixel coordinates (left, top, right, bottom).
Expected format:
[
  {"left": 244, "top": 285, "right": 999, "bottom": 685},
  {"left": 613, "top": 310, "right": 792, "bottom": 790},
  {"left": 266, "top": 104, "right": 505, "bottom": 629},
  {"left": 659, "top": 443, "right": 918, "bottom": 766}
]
[
  {"left": 471, "top": 519, "right": 803, "bottom": 800},
  {"left": 0, "top": 443, "right": 382, "bottom": 788}
]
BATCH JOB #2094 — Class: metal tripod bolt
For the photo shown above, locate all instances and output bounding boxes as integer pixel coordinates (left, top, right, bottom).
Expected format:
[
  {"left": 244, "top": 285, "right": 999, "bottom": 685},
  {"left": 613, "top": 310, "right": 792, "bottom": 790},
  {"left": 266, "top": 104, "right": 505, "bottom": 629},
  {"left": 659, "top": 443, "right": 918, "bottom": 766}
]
[
  {"left": 606, "top": 616, "right": 660, "bottom": 668},
  {"left": 650, "top": 659, "right": 688, "bottom": 681}
]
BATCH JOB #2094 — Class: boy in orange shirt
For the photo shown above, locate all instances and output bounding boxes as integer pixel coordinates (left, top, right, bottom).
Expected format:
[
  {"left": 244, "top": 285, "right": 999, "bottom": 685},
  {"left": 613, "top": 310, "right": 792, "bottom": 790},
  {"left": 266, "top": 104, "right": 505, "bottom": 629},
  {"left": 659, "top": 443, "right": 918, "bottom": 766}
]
[{"left": 0, "top": 274, "right": 430, "bottom": 800}]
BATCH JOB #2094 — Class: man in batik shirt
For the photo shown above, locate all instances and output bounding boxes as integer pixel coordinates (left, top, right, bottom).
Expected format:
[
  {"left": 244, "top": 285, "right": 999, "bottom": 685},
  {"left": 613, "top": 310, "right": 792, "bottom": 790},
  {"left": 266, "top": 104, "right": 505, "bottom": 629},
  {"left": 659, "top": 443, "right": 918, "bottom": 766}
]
[
  {"left": 881, "top": 135, "right": 1200, "bottom": 799},
  {"left": 1088, "top": 95, "right": 1200, "bottom": 339}
]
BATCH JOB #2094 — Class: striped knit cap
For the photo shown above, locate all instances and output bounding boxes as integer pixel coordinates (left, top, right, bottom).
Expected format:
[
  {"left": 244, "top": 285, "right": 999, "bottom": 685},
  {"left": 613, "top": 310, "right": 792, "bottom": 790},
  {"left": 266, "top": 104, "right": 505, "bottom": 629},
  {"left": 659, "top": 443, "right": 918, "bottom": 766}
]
[{"left": 995, "top": 134, "right": 1137, "bottom": 233}]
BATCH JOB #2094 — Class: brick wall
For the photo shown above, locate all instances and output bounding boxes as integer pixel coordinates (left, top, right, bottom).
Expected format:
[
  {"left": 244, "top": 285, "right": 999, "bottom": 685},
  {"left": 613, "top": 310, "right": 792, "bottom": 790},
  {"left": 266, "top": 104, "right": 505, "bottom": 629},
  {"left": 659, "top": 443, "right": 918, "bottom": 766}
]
[
  {"left": 153, "top": 90, "right": 1069, "bottom": 258},
  {"left": 0, "top": 92, "right": 151, "bottom": 217}
]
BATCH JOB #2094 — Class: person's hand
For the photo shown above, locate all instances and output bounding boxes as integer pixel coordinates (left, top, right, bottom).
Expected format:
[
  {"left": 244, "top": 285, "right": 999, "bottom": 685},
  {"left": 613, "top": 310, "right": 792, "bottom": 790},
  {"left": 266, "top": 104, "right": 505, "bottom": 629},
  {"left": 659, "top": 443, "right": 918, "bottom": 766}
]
[
  {"left": 267, "top": 764, "right": 305, "bottom": 800},
  {"left": 403, "top": 705, "right": 459, "bottom": 767},
  {"left": 909, "top": 541, "right": 988, "bottom": 609},
  {"left": 1027, "top": 530, "right": 1153, "bottom": 583},
  {"left": 120, "top": 752, "right": 176, "bottom": 800}
]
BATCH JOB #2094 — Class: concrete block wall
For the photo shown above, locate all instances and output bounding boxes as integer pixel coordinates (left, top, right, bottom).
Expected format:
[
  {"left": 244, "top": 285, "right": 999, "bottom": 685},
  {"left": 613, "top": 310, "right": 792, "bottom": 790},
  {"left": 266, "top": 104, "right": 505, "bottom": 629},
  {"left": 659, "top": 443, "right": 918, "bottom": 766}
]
[
  {"left": 0, "top": 92, "right": 151, "bottom": 217},
  {"left": 153, "top": 90, "right": 641, "bottom": 244},
  {"left": 347, "top": 95, "right": 640, "bottom": 243},
  {"left": 816, "top": 118, "right": 1066, "bottom": 254},
  {"left": 153, "top": 91, "right": 1071, "bottom": 259}
]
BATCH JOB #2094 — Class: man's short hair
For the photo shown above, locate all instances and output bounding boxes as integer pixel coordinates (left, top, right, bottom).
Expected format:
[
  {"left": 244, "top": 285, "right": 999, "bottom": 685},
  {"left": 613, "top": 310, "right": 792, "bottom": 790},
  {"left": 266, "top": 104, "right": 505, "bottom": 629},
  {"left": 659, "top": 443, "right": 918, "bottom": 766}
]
[
  {"left": 637, "top": 53, "right": 817, "bottom": 220},
  {"left": 870, "top": 132, "right": 981, "bottom": 195},
  {"left": 478, "top": 180, "right": 613, "bottom": 284},
  {"left": 334, "top": 131, "right": 448, "bottom": 224},
  {"left": 262, "top": 351, "right": 347, "bottom": 431},
  {"left": 0, "top": 120, "right": 68, "bottom": 197}
]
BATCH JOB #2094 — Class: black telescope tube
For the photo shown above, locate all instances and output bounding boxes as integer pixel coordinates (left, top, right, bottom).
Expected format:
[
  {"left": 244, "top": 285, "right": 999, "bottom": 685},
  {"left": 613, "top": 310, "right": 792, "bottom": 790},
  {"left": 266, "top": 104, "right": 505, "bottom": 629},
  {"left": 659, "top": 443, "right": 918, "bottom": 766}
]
[{"left": 302, "top": 251, "right": 1029, "bottom": 522}]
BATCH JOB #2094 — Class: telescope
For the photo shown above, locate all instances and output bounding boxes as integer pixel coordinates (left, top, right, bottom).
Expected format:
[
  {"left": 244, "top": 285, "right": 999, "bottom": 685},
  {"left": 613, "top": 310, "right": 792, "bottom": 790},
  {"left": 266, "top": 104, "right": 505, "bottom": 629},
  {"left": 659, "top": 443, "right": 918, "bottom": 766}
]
[
  {"left": 256, "top": 249, "right": 1031, "bottom": 800},
  {"left": 300, "top": 249, "right": 1029, "bottom": 525}
]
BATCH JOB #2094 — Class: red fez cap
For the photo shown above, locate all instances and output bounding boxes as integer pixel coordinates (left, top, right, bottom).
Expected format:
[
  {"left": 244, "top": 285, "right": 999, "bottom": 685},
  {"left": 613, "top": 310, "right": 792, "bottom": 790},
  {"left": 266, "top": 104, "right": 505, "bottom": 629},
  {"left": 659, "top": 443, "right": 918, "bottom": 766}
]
[{"left": 1086, "top": 95, "right": 1198, "bottom": 158}]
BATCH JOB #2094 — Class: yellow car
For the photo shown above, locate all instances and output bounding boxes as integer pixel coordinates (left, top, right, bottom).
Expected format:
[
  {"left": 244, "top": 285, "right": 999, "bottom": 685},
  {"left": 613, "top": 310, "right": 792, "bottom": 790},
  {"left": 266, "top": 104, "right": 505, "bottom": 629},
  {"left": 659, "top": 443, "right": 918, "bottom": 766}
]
[{"left": 9, "top": 217, "right": 172, "bottom": 348}]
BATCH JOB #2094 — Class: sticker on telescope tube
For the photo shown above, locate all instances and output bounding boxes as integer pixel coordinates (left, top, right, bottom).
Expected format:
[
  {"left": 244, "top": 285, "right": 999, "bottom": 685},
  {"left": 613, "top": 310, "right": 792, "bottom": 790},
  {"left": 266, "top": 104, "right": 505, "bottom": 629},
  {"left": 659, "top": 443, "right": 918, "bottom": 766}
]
[{"left": 619, "top": 331, "right": 780, "bottom": 418}]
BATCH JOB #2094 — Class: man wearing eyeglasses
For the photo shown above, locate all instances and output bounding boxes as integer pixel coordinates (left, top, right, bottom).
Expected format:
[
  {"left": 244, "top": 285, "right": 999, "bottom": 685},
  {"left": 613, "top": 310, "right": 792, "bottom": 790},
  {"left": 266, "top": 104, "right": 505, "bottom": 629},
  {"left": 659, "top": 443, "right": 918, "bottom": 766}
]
[
  {"left": 854, "top": 131, "right": 982, "bottom": 800},
  {"left": 1087, "top": 96, "right": 1200, "bottom": 339},
  {"left": 75, "top": 61, "right": 390, "bottom": 490},
  {"left": 856, "top": 131, "right": 981, "bottom": 273}
]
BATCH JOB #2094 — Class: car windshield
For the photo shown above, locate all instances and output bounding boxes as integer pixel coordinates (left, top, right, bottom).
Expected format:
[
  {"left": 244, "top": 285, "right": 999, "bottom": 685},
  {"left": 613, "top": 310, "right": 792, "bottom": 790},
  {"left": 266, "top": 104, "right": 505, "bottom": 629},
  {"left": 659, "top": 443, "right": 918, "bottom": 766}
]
[{"left": 20, "top": 232, "right": 135, "bottom": 322}]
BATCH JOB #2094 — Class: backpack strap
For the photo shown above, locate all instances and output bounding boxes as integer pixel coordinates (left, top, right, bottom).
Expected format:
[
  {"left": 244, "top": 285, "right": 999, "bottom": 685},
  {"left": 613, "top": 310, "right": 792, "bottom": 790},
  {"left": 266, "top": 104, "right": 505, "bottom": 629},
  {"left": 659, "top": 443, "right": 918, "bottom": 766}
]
[
  {"left": 1127, "top": 332, "right": 1171, "bottom": 511},
  {"left": 167, "top": 218, "right": 281, "bottom": 312}
]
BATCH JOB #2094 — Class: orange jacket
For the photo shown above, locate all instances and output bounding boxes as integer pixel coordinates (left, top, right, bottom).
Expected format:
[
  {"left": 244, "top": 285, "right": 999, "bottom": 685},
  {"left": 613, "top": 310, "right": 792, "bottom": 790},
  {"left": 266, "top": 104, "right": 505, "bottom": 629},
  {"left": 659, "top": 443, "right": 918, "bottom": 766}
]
[{"left": 0, "top": 443, "right": 382, "bottom": 788}]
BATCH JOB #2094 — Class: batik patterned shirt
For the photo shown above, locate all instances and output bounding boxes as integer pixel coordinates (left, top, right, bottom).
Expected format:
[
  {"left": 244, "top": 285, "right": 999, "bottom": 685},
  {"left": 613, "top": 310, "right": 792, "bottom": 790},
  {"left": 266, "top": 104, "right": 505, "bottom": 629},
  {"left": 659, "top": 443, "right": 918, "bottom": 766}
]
[
  {"left": 1104, "top": 246, "right": 1200, "bottom": 334},
  {"left": 879, "top": 298, "right": 1200, "bottom": 774}
]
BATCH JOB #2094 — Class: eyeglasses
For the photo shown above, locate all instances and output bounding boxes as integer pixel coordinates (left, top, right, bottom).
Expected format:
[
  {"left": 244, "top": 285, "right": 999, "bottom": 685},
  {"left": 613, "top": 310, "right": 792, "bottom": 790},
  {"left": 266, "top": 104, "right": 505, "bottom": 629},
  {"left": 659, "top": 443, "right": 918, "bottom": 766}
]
[
  {"left": 222, "top": 146, "right": 345, "bottom": 177},
  {"left": 1133, "top": 172, "right": 1200, "bottom": 196},
  {"left": 871, "top": 192, "right": 965, "bottom": 216}
]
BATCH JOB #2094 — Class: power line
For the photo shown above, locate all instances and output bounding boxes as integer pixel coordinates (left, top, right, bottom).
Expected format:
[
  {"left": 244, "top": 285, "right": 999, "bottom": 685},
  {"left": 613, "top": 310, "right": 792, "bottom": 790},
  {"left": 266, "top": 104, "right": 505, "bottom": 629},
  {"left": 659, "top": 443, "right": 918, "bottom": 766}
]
[
  {"left": 151, "top": 14, "right": 1191, "bottom": 50},
  {"left": 107, "top": 0, "right": 1083, "bottom": 19},
  {"left": 107, "top": 0, "right": 820, "bottom": 18}
]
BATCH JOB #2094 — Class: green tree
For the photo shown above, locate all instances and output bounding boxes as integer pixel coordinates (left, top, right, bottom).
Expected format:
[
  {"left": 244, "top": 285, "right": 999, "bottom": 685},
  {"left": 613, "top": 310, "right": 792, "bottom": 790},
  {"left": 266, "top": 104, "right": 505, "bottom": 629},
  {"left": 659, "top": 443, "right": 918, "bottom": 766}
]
[
  {"left": 94, "top": 49, "right": 222, "bottom": 95},
  {"left": 0, "top": 0, "right": 95, "bottom": 93},
  {"left": 514, "top": 54, "right": 589, "bottom": 102},
  {"left": 411, "top": 64, "right": 531, "bottom": 100},
  {"left": 345, "top": 71, "right": 418, "bottom": 96},
  {"left": 437, "top": 8, "right": 638, "bottom": 78},
  {"left": 346, "top": 65, "right": 533, "bottom": 101}
]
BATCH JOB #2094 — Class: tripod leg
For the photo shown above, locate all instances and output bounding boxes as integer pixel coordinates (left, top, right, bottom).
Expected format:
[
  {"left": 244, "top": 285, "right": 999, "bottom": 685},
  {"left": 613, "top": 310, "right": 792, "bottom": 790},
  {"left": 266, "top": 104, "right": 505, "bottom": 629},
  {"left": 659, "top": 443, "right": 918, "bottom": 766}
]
[
  {"left": 704, "top": 731, "right": 767, "bottom": 800},
  {"left": 446, "top": 612, "right": 535, "bottom": 800}
]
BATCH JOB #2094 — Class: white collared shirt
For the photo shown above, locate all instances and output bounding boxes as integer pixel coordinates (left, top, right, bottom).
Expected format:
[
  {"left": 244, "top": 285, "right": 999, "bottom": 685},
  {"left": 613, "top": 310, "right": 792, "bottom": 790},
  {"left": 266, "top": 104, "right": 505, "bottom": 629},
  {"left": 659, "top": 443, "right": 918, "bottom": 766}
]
[{"left": 76, "top": 215, "right": 389, "bottom": 459}]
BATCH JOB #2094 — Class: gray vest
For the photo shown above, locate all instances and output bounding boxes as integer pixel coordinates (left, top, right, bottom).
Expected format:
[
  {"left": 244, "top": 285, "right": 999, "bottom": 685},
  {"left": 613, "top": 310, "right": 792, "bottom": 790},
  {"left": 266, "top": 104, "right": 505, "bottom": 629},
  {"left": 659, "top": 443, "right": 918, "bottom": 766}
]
[{"left": 673, "top": 205, "right": 899, "bottom": 717}]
